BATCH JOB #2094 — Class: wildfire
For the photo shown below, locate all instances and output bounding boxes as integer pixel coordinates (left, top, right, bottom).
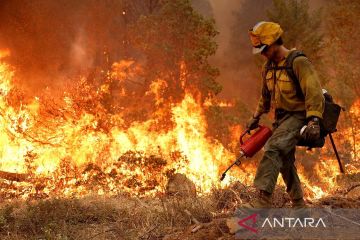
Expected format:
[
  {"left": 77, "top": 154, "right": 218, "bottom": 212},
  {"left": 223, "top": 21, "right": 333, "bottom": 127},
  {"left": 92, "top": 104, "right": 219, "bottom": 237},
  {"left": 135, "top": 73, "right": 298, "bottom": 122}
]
[
  {"left": 0, "top": 54, "right": 244, "bottom": 199},
  {"left": 0, "top": 49, "right": 10, "bottom": 59},
  {"left": 0, "top": 49, "right": 358, "bottom": 201},
  {"left": 345, "top": 100, "right": 360, "bottom": 162},
  {"left": 203, "top": 99, "right": 235, "bottom": 108}
]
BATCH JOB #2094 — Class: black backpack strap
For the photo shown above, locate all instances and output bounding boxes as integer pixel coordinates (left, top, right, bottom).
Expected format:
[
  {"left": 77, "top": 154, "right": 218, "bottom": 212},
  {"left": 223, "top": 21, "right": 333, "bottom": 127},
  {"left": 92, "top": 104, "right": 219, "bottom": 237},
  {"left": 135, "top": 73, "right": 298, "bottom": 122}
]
[
  {"left": 263, "top": 50, "right": 306, "bottom": 100},
  {"left": 285, "top": 50, "right": 306, "bottom": 100},
  {"left": 262, "top": 60, "right": 272, "bottom": 80}
]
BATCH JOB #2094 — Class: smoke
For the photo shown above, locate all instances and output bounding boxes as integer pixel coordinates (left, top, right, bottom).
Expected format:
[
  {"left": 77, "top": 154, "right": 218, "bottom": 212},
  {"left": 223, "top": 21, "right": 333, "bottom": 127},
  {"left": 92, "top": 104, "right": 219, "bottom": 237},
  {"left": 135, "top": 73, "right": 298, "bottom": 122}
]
[
  {"left": 207, "top": 0, "right": 241, "bottom": 57},
  {"left": 0, "top": 0, "right": 128, "bottom": 94},
  {"left": 0, "top": 0, "right": 327, "bottom": 99},
  {"left": 197, "top": 0, "right": 326, "bottom": 106},
  {"left": 69, "top": 29, "right": 93, "bottom": 71},
  {"left": 207, "top": 0, "right": 272, "bottom": 106}
]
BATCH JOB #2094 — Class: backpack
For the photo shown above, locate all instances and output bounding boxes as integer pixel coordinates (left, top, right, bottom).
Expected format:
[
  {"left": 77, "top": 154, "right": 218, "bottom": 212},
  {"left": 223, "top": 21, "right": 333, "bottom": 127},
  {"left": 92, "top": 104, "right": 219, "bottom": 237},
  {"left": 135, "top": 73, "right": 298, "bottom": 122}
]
[{"left": 264, "top": 50, "right": 343, "bottom": 148}]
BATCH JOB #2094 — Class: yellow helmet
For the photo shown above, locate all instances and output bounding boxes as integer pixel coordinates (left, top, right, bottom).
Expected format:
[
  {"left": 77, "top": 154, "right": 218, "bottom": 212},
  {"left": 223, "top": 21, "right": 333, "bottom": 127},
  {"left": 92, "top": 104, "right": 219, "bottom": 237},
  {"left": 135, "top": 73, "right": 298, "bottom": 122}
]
[{"left": 249, "top": 21, "right": 283, "bottom": 54}]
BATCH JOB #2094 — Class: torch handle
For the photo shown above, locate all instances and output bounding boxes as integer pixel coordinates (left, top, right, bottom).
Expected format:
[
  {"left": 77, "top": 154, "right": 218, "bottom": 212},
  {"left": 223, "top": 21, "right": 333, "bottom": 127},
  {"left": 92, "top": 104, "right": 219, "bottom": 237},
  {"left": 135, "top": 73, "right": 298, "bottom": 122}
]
[
  {"left": 240, "top": 126, "right": 262, "bottom": 145},
  {"left": 239, "top": 128, "right": 250, "bottom": 145}
]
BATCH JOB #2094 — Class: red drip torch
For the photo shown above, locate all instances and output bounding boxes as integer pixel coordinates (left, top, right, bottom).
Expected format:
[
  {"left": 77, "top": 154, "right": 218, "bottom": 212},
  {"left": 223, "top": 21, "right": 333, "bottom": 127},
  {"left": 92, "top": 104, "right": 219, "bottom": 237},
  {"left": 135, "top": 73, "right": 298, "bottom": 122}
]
[{"left": 220, "top": 125, "right": 273, "bottom": 181}]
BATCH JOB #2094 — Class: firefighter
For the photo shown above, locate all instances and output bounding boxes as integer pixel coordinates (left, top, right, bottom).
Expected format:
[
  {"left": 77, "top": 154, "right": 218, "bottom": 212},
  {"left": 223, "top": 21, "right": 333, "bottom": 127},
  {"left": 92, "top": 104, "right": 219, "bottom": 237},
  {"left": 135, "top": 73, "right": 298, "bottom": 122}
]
[{"left": 245, "top": 21, "right": 324, "bottom": 208}]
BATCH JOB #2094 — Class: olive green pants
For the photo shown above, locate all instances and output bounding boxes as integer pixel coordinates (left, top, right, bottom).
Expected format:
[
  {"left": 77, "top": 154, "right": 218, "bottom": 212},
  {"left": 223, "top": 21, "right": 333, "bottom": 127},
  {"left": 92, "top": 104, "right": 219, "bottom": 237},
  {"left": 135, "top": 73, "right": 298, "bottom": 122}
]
[{"left": 254, "top": 113, "right": 305, "bottom": 200}]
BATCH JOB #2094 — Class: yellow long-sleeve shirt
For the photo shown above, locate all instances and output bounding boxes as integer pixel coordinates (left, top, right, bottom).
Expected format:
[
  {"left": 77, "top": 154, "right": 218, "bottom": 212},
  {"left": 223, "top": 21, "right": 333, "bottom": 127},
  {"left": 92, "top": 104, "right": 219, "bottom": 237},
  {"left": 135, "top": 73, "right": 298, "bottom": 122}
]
[{"left": 255, "top": 50, "right": 324, "bottom": 119}]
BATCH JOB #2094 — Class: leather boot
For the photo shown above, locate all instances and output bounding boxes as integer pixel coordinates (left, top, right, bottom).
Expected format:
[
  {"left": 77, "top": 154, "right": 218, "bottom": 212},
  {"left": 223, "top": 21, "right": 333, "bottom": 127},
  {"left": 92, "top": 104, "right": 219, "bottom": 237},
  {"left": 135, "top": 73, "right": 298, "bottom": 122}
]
[
  {"left": 242, "top": 190, "right": 272, "bottom": 208},
  {"left": 292, "top": 197, "right": 307, "bottom": 208},
  {"left": 291, "top": 198, "right": 310, "bottom": 219}
]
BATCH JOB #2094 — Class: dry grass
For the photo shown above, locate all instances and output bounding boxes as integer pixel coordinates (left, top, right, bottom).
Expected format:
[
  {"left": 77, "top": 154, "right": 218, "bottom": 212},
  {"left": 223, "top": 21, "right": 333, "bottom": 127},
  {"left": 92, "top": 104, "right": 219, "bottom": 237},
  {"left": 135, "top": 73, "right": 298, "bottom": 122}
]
[
  {"left": 1, "top": 179, "right": 360, "bottom": 240},
  {"left": 0, "top": 193, "right": 217, "bottom": 240}
]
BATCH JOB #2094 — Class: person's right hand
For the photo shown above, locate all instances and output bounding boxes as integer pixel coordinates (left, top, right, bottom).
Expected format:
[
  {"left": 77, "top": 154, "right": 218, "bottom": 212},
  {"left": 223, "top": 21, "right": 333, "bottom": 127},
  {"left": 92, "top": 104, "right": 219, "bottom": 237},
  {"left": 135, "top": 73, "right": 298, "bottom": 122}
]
[{"left": 246, "top": 115, "right": 260, "bottom": 130}]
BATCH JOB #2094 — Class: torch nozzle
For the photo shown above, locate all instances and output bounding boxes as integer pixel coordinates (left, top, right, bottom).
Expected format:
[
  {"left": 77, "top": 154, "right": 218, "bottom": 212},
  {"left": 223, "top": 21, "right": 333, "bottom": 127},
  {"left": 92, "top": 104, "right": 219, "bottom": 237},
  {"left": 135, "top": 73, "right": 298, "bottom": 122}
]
[
  {"left": 219, "top": 152, "right": 244, "bottom": 181},
  {"left": 220, "top": 173, "right": 226, "bottom": 181}
]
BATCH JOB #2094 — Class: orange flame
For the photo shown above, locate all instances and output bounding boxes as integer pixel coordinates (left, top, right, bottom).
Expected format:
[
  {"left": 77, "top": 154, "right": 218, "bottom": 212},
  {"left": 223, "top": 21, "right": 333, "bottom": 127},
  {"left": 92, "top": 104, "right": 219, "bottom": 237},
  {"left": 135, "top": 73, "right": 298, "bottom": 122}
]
[
  {"left": 0, "top": 56, "right": 244, "bottom": 198},
  {"left": 0, "top": 49, "right": 10, "bottom": 59},
  {"left": 0, "top": 49, "right": 358, "bottom": 200}
]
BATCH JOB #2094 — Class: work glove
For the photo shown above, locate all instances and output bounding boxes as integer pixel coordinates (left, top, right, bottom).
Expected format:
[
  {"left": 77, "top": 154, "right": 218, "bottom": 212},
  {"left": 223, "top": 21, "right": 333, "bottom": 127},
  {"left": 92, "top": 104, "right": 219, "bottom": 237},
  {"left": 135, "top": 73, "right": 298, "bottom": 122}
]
[
  {"left": 302, "top": 117, "right": 321, "bottom": 142},
  {"left": 246, "top": 115, "right": 260, "bottom": 130}
]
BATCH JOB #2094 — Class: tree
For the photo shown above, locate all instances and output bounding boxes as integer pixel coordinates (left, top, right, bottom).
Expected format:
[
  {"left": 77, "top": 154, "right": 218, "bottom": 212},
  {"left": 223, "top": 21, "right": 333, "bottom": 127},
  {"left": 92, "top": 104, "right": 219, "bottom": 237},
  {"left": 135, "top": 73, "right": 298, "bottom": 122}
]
[
  {"left": 267, "top": 0, "right": 324, "bottom": 66},
  {"left": 321, "top": 0, "right": 360, "bottom": 163},
  {"left": 322, "top": 0, "right": 360, "bottom": 106},
  {"left": 129, "top": 0, "right": 221, "bottom": 103}
]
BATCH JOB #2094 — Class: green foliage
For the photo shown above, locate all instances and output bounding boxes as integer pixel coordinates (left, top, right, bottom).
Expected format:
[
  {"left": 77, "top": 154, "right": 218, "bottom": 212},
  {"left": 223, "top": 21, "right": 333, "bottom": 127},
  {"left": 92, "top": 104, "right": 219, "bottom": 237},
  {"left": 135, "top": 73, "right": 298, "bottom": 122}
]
[
  {"left": 321, "top": 0, "right": 360, "bottom": 161},
  {"left": 323, "top": 0, "right": 360, "bottom": 107},
  {"left": 267, "top": 0, "right": 324, "bottom": 62},
  {"left": 129, "top": 0, "right": 221, "bottom": 101}
]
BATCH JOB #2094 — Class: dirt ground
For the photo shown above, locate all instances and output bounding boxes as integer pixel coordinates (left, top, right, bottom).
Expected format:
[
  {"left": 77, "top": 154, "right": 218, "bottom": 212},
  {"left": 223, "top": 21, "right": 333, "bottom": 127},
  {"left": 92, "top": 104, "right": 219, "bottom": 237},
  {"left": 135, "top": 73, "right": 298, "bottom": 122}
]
[{"left": 1, "top": 173, "right": 360, "bottom": 240}]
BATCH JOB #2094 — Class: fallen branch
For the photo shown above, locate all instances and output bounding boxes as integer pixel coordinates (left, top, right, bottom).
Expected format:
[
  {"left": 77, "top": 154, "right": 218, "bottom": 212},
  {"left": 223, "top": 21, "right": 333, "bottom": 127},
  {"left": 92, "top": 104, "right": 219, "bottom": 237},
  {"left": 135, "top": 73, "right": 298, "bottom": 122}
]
[
  {"left": 0, "top": 170, "right": 28, "bottom": 182},
  {"left": 344, "top": 184, "right": 360, "bottom": 195}
]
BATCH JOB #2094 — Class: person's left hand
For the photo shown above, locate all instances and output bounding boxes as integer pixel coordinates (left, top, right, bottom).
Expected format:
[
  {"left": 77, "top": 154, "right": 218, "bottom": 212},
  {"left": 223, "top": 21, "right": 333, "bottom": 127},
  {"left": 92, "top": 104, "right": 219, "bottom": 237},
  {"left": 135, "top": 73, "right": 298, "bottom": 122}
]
[{"left": 303, "top": 118, "right": 320, "bottom": 142}]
